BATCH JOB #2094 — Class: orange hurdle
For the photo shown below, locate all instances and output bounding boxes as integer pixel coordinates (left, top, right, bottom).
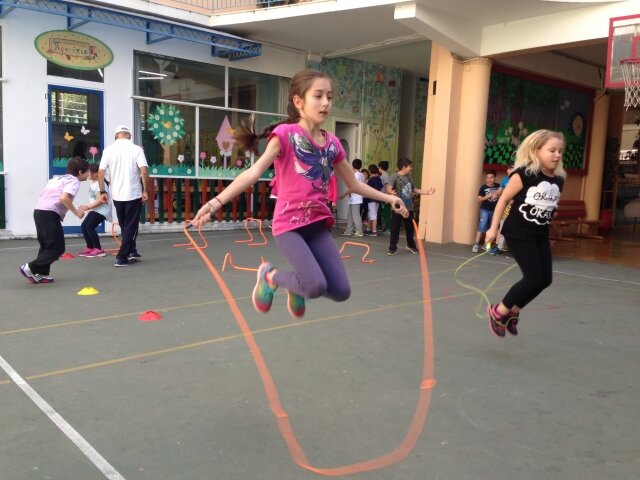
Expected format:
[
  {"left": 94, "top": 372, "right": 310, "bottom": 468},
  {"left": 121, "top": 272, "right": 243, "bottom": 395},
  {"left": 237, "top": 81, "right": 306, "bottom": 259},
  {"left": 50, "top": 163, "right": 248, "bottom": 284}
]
[
  {"left": 173, "top": 222, "right": 208, "bottom": 250},
  {"left": 221, "top": 253, "right": 266, "bottom": 273},
  {"left": 339, "top": 241, "right": 376, "bottom": 264},
  {"left": 235, "top": 217, "right": 268, "bottom": 246},
  {"left": 104, "top": 223, "right": 122, "bottom": 255}
]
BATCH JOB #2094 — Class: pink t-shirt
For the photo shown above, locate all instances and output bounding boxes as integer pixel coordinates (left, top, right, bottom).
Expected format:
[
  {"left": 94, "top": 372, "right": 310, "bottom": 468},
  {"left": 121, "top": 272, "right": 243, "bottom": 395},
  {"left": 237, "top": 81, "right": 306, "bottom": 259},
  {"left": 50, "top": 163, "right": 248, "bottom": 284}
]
[
  {"left": 34, "top": 174, "right": 81, "bottom": 219},
  {"left": 269, "top": 123, "right": 346, "bottom": 236}
]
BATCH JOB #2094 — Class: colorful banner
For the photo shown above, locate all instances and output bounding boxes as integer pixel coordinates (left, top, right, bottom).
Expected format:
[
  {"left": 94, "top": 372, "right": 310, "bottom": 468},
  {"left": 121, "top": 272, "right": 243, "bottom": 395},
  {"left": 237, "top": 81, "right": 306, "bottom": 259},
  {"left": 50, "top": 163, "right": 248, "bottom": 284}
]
[{"left": 34, "top": 30, "right": 113, "bottom": 70}]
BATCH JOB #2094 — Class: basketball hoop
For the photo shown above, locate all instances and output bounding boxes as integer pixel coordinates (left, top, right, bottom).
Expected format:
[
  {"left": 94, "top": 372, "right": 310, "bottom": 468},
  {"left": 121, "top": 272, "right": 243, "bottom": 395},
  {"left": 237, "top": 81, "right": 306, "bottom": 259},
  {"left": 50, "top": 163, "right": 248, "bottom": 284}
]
[{"left": 620, "top": 58, "right": 640, "bottom": 109}]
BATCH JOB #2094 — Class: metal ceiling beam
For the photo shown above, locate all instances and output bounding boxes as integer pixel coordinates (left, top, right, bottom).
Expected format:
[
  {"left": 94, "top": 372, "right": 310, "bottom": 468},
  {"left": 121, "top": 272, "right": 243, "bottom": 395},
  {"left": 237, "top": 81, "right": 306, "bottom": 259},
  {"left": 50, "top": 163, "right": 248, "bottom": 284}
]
[{"left": 0, "top": 0, "right": 262, "bottom": 60}]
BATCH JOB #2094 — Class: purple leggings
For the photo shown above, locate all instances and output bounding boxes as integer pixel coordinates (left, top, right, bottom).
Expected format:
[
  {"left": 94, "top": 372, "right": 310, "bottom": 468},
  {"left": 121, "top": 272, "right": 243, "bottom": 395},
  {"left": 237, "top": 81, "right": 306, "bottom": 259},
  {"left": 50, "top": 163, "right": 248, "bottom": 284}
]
[{"left": 273, "top": 221, "right": 351, "bottom": 301}]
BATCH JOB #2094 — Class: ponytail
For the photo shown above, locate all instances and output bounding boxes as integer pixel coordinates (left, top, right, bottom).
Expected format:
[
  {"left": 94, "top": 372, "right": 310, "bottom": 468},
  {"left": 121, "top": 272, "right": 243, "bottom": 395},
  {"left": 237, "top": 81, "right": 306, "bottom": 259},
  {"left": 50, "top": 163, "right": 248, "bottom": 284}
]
[
  {"left": 234, "top": 69, "right": 330, "bottom": 155},
  {"left": 234, "top": 114, "right": 298, "bottom": 155}
]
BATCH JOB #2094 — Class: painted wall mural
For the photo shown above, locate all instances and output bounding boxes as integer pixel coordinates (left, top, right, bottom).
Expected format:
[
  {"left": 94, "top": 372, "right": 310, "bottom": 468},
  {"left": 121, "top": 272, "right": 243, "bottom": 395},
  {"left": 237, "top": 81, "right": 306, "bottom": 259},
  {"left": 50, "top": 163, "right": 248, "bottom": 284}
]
[
  {"left": 311, "top": 58, "right": 364, "bottom": 117},
  {"left": 484, "top": 67, "right": 594, "bottom": 172},
  {"left": 311, "top": 58, "right": 403, "bottom": 166},
  {"left": 364, "top": 64, "right": 402, "bottom": 164}
]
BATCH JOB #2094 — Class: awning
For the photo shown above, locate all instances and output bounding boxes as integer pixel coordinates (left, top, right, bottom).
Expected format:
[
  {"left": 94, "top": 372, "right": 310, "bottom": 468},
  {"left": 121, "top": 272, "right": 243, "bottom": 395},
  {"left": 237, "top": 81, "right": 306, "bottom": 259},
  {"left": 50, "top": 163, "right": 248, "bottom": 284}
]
[{"left": 0, "top": 0, "right": 261, "bottom": 60}]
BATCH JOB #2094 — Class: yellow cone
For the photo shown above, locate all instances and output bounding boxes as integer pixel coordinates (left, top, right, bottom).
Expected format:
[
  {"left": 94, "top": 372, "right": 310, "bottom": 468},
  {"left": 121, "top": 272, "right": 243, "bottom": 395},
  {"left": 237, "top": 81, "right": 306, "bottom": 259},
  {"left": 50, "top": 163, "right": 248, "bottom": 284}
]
[{"left": 77, "top": 286, "right": 99, "bottom": 296}]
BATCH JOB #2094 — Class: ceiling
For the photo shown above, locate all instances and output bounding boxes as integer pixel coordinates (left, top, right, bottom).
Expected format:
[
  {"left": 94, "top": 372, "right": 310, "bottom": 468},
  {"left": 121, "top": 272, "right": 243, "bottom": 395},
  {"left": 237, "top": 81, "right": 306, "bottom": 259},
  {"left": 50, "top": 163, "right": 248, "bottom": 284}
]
[{"left": 216, "top": 0, "right": 617, "bottom": 79}]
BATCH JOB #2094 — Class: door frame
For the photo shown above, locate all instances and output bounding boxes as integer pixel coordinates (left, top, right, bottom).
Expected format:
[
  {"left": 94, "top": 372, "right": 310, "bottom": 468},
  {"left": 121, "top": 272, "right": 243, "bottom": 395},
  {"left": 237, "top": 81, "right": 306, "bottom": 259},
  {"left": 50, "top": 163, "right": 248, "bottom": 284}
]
[
  {"left": 48, "top": 85, "right": 105, "bottom": 234},
  {"left": 334, "top": 119, "right": 362, "bottom": 222}
]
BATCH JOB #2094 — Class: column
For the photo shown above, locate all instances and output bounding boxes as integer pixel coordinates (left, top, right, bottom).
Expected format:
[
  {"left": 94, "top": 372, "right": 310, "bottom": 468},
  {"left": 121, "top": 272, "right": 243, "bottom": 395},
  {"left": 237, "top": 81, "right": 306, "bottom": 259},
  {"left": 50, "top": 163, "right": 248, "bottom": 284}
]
[{"left": 419, "top": 43, "right": 491, "bottom": 244}]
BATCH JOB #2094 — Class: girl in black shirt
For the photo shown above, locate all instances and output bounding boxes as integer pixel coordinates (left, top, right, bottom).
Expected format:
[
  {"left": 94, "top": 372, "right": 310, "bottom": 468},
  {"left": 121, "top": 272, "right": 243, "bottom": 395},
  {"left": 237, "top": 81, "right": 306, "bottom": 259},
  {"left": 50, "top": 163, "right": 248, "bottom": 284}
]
[{"left": 485, "top": 130, "right": 566, "bottom": 337}]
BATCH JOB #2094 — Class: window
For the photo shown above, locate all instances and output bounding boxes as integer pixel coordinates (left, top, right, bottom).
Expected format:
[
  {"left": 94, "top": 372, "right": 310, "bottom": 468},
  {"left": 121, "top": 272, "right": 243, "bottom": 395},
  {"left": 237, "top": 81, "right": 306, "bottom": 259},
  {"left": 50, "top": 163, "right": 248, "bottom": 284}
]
[
  {"left": 228, "top": 67, "right": 280, "bottom": 112},
  {"left": 51, "top": 91, "right": 88, "bottom": 124},
  {"left": 47, "top": 61, "right": 104, "bottom": 83},
  {"left": 135, "top": 52, "right": 226, "bottom": 106}
]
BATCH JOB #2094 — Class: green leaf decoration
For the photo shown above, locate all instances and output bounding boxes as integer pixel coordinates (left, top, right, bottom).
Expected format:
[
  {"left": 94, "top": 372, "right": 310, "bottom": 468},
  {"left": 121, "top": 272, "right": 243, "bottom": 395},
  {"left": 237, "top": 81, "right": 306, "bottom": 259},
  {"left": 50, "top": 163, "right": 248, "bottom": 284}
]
[{"left": 146, "top": 103, "right": 186, "bottom": 147}]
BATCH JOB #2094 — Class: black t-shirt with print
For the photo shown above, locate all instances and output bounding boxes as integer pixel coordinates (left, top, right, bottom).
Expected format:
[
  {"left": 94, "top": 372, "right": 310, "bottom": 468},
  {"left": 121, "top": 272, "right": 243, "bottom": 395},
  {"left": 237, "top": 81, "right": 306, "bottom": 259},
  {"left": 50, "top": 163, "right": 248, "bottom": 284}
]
[
  {"left": 478, "top": 183, "right": 500, "bottom": 211},
  {"left": 501, "top": 167, "right": 564, "bottom": 239}
]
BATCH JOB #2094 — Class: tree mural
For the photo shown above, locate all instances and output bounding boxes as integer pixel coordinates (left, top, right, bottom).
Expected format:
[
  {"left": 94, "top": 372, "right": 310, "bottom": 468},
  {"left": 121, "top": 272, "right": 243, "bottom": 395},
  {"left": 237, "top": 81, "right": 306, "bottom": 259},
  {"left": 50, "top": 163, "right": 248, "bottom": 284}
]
[
  {"left": 147, "top": 103, "right": 186, "bottom": 165},
  {"left": 365, "top": 64, "right": 401, "bottom": 164}
]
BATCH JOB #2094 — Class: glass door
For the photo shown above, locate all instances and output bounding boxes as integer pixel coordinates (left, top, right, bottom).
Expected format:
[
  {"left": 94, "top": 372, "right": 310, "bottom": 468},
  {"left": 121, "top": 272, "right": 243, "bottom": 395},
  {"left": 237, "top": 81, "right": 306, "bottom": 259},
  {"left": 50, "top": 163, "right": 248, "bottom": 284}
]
[{"left": 48, "top": 85, "right": 104, "bottom": 175}]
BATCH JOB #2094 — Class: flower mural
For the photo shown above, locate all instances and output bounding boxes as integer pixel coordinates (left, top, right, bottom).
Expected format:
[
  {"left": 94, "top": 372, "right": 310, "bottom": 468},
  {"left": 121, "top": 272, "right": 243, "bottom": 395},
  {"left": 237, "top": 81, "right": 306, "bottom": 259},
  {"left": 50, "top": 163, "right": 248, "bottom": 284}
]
[{"left": 89, "top": 146, "right": 99, "bottom": 162}]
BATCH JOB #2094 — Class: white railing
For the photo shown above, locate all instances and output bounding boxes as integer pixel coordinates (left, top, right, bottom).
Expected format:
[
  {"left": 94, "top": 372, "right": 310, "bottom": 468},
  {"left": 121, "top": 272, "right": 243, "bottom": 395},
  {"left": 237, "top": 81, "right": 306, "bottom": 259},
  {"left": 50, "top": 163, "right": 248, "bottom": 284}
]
[{"left": 148, "top": 0, "right": 316, "bottom": 15}]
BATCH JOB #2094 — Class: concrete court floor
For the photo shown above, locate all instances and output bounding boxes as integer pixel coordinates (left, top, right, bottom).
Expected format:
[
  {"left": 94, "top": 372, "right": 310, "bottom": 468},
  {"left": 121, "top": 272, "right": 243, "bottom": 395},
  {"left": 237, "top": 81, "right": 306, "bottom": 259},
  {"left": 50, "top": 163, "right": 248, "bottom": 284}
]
[{"left": 0, "top": 228, "right": 638, "bottom": 480}]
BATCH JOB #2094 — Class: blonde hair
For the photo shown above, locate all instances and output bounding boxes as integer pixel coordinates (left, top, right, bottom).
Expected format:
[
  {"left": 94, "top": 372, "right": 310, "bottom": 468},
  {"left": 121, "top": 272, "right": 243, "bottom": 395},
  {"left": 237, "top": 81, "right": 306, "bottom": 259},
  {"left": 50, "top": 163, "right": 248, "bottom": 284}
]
[{"left": 514, "top": 129, "right": 567, "bottom": 179}]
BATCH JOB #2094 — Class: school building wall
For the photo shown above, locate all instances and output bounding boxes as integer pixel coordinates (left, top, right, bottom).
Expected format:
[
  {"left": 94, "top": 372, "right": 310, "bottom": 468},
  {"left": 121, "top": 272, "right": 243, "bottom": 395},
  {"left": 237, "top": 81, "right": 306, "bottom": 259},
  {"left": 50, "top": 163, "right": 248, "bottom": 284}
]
[
  {"left": 0, "top": 8, "right": 305, "bottom": 236},
  {"left": 419, "top": 42, "right": 610, "bottom": 245}
]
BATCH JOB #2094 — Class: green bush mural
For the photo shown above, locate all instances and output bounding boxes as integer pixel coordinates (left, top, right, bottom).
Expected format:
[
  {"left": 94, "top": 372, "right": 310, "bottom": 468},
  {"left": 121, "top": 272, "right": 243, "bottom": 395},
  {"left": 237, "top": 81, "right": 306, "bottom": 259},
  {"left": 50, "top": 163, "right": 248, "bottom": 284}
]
[{"left": 485, "top": 68, "right": 593, "bottom": 171}]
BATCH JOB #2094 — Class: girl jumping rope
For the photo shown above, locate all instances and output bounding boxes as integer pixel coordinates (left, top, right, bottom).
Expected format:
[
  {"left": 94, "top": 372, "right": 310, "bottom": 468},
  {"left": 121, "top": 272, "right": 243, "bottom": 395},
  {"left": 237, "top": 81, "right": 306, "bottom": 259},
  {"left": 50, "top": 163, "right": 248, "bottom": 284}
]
[
  {"left": 192, "top": 69, "right": 408, "bottom": 318},
  {"left": 484, "top": 129, "right": 566, "bottom": 337}
]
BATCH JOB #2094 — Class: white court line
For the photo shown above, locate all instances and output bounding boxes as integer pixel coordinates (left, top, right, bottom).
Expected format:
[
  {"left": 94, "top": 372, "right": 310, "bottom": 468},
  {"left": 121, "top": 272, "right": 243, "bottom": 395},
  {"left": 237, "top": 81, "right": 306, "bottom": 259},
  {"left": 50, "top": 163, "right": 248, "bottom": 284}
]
[{"left": 0, "top": 354, "right": 126, "bottom": 480}]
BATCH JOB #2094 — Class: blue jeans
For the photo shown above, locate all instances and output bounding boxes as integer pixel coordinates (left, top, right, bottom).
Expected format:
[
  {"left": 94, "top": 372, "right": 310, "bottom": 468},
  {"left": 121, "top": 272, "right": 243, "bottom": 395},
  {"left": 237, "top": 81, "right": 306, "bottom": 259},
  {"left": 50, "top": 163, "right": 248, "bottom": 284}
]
[{"left": 478, "top": 208, "right": 494, "bottom": 233}]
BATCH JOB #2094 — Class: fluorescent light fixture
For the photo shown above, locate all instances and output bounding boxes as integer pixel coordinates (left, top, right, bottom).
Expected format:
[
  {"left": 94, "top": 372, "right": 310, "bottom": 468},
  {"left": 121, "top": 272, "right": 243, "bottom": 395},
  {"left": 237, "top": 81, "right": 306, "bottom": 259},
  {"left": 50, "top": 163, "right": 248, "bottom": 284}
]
[
  {"left": 138, "top": 77, "right": 165, "bottom": 80},
  {"left": 138, "top": 70, "right": 167, "bottom": 77}
]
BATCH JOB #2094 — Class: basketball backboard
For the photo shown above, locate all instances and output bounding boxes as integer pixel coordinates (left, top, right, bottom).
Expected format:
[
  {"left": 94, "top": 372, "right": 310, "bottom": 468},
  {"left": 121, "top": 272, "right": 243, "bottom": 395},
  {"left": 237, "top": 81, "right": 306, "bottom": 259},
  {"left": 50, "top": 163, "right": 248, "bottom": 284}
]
[{"left": 607, "top": 14, "right": 640, "bottom": 89}]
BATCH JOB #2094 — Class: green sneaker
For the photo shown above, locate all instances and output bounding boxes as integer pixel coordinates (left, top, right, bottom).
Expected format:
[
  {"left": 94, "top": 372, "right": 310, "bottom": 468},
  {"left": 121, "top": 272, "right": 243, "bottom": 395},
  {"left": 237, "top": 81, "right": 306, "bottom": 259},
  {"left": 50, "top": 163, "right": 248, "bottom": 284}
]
[
  {"left": 252, "top": 262, "right": 277, "bottom": 313},
  {"left": 287, "top": 290, "right": 305, "bottom": 319}
]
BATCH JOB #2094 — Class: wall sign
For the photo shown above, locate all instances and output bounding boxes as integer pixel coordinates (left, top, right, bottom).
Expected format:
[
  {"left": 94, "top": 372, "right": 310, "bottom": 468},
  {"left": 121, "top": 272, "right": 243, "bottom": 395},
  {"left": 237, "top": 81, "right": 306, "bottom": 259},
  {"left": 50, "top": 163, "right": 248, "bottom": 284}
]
[{"left": 34, "top": 30, "right": 113, "bottom": 70}]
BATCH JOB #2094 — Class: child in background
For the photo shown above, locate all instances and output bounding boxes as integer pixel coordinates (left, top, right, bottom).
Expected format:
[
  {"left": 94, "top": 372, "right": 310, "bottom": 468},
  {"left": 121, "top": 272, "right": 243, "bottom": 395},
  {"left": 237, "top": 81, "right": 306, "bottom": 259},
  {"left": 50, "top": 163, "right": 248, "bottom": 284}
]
[
  {"left": 267, "top": 176, "right": 278, "bottom": 226},
  {"left": 326, "top": 173, "right": 338, "bottom": 229},
  {"left": 365, "top": 164, "right": 384, "bottom": 236},
  {"left": 78, "top": 163, "right": 112, "bottom": 257},
  {"left": 378, "top": 161, "right": 391, "bottom": 233},
  {"left": 360, "top": 168, "right": 370, "bottom": 225},
  {"left": 496, "top": 163, "right": 515, "bottom": 254},
  {"left": 386, "top": 157, "right": 435, "bottom": 255},
  {"left": 485, "top": 130, "right": 566, "bottom": 337},
  {"left": 19, "top": 157, "right": 89, "bottom": 284},
  {"left": 192, "top": 69, "right": 407, "bottom": 319},
  {"left": 471, "top": 170, "right": 500, "bottom": 253},
  {"left": 341, "top": 158, "right": 365, "bottom": 237}
]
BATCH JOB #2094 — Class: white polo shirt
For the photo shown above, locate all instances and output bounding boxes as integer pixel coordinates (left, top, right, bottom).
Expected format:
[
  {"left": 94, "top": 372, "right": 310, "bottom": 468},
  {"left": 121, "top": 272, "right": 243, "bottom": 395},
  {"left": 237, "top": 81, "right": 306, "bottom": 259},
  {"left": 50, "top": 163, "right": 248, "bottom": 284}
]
[{"left": 99, "top": 138, "right": 148, "bottom": 201}]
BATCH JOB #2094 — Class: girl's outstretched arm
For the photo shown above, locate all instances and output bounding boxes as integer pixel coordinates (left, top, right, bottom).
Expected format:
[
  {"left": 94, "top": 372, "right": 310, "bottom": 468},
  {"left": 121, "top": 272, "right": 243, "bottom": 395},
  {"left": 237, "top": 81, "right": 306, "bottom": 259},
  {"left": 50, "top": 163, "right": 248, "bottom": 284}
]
[
  {"left": 485, "top": 174, "right": 523, "bottom": 245},
  {"left": 334, "top": 160, "right": 408, "bottom": 217},
  {"left": 192, "top": 137, "right": 280, "bottom": 227}
]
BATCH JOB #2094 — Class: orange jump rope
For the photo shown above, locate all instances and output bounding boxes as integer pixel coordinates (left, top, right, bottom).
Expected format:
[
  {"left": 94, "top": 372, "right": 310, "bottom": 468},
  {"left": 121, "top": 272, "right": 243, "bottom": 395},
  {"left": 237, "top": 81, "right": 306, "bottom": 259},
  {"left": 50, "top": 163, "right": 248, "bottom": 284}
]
[{"left": 183, "top": 220, "right": 436, "bottom": 476}]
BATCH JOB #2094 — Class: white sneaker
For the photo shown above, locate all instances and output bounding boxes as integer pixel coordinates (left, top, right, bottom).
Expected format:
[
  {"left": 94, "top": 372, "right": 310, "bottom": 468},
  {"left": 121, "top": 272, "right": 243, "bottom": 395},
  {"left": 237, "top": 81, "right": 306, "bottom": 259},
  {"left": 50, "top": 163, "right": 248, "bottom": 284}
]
[{"left": 471, "top": 244, "right": 479, "bottom": 253}]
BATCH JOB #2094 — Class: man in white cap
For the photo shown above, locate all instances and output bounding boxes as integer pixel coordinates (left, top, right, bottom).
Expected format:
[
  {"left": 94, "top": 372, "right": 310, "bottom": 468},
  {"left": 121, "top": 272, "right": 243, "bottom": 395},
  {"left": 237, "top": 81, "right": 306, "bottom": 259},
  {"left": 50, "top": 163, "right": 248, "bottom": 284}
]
[{"left": 98, "top": 125, "right": 149, "bottom": 267}]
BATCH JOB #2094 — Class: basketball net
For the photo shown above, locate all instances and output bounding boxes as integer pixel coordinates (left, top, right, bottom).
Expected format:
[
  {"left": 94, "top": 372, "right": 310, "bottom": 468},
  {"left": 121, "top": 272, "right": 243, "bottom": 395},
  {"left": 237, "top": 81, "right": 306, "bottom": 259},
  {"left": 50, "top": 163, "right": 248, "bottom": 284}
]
[{"left": 621, "top": 58, "right": 640, "bottom": 109}]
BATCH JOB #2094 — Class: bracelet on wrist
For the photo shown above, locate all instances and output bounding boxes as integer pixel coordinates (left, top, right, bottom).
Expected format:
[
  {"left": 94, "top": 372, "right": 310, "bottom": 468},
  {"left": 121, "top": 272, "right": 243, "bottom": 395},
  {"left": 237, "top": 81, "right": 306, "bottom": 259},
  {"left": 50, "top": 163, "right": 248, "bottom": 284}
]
[{"left": 207, "top": 197, "right": 223, "bottom": 209}]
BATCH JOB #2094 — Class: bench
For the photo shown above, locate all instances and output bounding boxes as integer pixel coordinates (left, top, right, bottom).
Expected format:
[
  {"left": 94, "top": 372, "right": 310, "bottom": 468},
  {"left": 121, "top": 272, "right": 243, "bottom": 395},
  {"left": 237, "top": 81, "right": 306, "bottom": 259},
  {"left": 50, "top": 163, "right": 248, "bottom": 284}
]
[{"left": 550, "top": 200, "right": 602, "bottom": 241}]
